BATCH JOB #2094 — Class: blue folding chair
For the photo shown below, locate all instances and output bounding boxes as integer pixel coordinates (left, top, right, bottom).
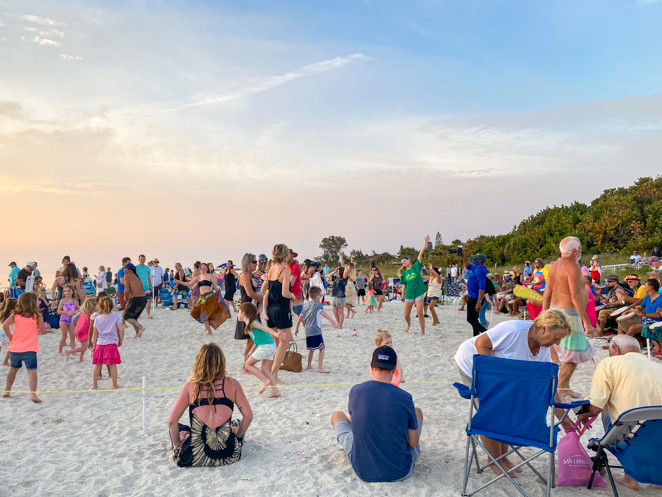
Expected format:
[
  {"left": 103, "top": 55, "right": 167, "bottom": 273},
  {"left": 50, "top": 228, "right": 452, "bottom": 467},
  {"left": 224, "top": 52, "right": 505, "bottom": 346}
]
[
  {"left": 587, "top": 406, "right": 662, "bottom": 496},
  {"left": 454, "top": 355, "right": 586, "bottom": 497},
  {"left": 158, "top": 288, "right": 174, "bottom": 308}
]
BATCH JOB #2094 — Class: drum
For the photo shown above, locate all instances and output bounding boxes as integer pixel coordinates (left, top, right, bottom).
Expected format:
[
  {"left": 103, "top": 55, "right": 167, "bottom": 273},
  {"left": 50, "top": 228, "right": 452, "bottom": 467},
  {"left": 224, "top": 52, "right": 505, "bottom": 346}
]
[
  {"left": 616, "top": 312, "right": 641, "bottom": 333},
  {"left": 650, "top": 322, "right": 662, "bottom": 331},
  {"left": 594, "top": 305, "right": 605, "bottom": 313},
  {"left": 609, "top": 307, "right": 630, "bottom": 319}
]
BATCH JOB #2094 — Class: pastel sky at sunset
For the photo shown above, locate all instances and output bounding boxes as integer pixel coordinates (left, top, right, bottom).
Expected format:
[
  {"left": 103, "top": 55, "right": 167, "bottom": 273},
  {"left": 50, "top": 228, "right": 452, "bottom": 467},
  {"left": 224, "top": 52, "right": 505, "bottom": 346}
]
[{"left": 1, "top": 0, "right": 662, "bottom": 277}]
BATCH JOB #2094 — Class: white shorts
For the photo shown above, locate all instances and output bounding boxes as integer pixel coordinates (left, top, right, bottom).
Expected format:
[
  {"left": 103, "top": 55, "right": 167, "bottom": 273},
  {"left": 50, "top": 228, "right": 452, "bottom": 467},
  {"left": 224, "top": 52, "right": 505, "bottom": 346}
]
[{"left": 252, "top": 342, "right": 277, "bottom": 361}]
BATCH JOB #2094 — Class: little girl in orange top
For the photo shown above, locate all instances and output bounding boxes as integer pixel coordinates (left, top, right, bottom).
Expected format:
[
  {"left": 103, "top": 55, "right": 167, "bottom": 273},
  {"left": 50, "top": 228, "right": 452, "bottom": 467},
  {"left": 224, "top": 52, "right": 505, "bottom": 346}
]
[
  {"left": 375, "top": 329, "right": 404, "bottom": 386},
  {"left": 66, "top": 298, "right": 96, "bottom": 363},
  {"left": 2, "top": 292, "right": 47, "bottom": 403},
  {"left": 91, "top": 297, "right": 124, "bottom": 389}
]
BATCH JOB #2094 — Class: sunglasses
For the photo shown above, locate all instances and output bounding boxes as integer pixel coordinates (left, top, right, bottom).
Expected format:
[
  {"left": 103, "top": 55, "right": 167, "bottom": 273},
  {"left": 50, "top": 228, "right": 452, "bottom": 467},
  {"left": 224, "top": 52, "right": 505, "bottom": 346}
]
[{"left": 252, "top": 260, "right": 257, "bottom": 264}]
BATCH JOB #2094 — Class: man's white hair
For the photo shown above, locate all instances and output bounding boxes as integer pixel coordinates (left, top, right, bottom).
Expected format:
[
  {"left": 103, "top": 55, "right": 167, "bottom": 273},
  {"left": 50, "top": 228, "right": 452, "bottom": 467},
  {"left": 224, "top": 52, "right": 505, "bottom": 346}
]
[
  {"left": 611, "top": 334, "right": 641, "bottom": 353},
  {"left": 559, "top": 236, "right": 582, "bottom": 256}
]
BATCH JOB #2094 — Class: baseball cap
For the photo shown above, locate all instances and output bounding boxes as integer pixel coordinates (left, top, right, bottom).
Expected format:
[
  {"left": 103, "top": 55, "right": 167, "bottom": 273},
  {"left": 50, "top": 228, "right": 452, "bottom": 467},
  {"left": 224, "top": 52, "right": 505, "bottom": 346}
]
[
  {"left": 289, "top": 249, "right": 298, "bottom": 257},
  {"left": 649, "top": 270, "right": 662, "bottom": 278},
  {"left": 487, "top": 273, "right": 494, "bottom": 278},
  {"left": 153, "top": 258, "right": 159, "bottom": 263},
  {"left": 258, "top": 254, "right": 267, "bottom": 260},
  {"left": 27, "top": 261, "right": 37, "bottom": 267},
  {"left": 8, "top": 261, "right": 16, "bottom": 266},
  {"left": 606, "top": 275, "right": 619, "bottom": 282},
  {"left": 472, "top": 253, "right": 487, "bottom": 263},
  {"left": 124, "top": 263, "right": 137, "bottom": 273},
  {"left": 371, "top": 346, "right": 397, "bottom": 370}
]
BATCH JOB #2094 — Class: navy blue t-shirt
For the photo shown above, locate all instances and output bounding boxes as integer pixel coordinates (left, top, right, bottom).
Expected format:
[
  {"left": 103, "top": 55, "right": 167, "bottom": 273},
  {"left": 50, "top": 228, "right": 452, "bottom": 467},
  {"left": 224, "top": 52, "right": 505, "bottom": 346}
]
[{"left": 348, "top": 381, "right": 418, "bottom": 482}]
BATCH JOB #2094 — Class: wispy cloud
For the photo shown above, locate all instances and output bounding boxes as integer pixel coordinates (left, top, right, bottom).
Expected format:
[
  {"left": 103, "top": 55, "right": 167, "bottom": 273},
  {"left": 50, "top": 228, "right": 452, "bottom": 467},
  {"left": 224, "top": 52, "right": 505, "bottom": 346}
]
[
  {"left": 60, "top": 54, "right": 82, "bottom": 61},
  {"left": 0, "top": 21, "right": 6, "bottom": 27},
  {"left": 41, "top": 29, "right": 64, "bottom": 38},
  {"left": 24, "top": 27, "right": 38, "bottom": 32},
  {"left": 32, "top": 36, "right": 60, "bottom": 47},
  {"left": 167, "top": 53, "right": 369, "bottom": 112},
  {"left": 22, "top": 15, "right": 60, "bottom": 26}
]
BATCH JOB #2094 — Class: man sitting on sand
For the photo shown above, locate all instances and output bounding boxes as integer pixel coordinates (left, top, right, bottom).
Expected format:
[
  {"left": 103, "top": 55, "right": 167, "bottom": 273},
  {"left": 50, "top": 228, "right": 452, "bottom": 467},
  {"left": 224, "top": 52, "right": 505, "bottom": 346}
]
[
  {"left": 331, "top": 346, "right": 423, "bottom": 482},
  {"left": 542, "top": 236, "right": 596, "bottom": 399},
  {"left": 577, "top": 335, "right": 662, "bottom": 491},
  {"left": 122, "top": 263, "right": 146, "bottom": 338}
]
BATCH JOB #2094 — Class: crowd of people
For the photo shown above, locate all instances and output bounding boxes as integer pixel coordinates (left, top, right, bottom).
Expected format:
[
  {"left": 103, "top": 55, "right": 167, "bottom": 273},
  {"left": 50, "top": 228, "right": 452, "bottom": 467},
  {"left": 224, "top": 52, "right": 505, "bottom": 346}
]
[{"left": 2, "top": 239, "right": 661, "bottom": 490}]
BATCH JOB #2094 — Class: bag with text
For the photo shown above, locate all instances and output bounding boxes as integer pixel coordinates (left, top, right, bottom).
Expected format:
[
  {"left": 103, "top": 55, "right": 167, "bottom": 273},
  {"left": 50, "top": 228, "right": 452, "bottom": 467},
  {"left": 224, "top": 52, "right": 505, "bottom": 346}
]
[{"left": 557, "top": 417, "right": 605, "bottom": 487}]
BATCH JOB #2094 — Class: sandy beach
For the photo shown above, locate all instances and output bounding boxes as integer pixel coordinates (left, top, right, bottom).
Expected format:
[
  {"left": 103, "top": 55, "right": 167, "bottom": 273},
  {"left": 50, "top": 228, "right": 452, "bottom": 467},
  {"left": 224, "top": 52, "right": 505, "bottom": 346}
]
[{"left": 1, "top": 301, "right": 657, "bottom": 497}]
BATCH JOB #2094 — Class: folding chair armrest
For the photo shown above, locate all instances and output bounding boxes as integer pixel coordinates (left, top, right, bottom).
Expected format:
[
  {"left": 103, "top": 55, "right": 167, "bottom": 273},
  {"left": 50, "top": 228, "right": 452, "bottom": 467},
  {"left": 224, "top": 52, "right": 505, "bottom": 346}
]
[
  {"left": 553, "top": 399, "right": 589, "bottom": 410},
  {"left": 453, "top": 382, "right": 476, "bottom": 399}
]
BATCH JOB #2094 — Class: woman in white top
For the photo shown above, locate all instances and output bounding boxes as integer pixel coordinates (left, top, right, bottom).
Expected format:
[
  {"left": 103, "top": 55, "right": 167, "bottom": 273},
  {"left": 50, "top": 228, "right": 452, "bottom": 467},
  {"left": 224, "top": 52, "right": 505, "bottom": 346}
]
[
  {"left": 454, "top": 309, "right": 573, "bottom": 477},
  {"left": 424, "top": 264, "right": 443, "bottom": 326}
]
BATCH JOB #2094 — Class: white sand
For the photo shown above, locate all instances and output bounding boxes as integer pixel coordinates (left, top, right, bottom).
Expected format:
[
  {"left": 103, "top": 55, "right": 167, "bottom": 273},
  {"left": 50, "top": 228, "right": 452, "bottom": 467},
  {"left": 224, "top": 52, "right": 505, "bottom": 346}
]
[{"left": 1, "top": 302, "right": 657, "bottom": 496}]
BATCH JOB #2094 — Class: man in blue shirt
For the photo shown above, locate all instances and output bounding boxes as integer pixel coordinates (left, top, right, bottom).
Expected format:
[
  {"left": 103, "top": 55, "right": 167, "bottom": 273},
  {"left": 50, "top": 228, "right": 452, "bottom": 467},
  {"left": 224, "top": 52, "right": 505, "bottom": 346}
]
[
  {"left": 7, "top": 261, "right": 19, "bottom": 287},
  {"left": 462, "top": 251, "right": 488, "bottom": 336},
  {"left": 117, "top": 256, "right": 131, "bottom": 310},
  {"left": 331, "top": 346, "right": 423, "bottom": 482}
]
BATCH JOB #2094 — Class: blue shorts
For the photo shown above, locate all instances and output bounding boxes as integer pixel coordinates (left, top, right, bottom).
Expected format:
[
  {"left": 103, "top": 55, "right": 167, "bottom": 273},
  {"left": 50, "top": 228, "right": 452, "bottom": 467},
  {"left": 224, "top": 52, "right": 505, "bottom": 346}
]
[
  {"left": 405, "top": 293, "right": 426, "bottom": 304},
  {"left": 334, "top": 419, "right": 422, "bottom": 481},
  {"left": 426, "top": 296, "right": 439, "bottom": 304},
  {"left": 306, "top": 334, "right": 325, "bottom": 350},
  {"left": 10, "top": 351, "right": 38, "bottom": 370},
  {"left": 144, "top": 290, "right": 152, "bottom": 299}
]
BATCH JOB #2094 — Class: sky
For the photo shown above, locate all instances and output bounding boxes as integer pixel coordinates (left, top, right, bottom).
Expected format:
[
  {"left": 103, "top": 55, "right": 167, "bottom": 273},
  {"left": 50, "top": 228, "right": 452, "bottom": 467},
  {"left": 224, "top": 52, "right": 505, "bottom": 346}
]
[{"left": 1, "top": 0, "right": 662, "bottom": 277}]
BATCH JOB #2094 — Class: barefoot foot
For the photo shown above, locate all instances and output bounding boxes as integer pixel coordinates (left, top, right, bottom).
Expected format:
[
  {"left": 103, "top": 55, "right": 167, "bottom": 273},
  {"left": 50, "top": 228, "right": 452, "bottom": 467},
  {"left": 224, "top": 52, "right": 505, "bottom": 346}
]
[
  {"left": 266, "top": 388, "right": 281, "bottom": 398},
  {"left": 30, "top": 395, "right": 42, "bottom": 403},
  {"left": 317, "top": 369, "right": 330, "bottom": 373}
]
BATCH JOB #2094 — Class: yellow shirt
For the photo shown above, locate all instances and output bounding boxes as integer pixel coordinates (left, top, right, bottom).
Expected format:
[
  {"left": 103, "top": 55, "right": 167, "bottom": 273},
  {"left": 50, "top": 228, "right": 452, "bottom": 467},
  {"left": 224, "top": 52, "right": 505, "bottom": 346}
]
[
  {"left": 589, "top": 352, "right": 662, "bottom": 420},
  {"left": 634, "top": 285, "right": 646, "bottom": 300}
]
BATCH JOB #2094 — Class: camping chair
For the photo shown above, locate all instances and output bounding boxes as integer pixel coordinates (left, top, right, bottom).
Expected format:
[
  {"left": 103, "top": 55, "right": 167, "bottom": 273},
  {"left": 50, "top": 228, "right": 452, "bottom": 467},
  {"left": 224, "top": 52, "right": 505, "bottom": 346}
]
[
  {"left": 454, "top": 355, "right": 587, "bottom": 497},
  {"left": 159, "top": 288, "right": 174, "bottom": 309},
  {"left": 587, "top": 406, "right": 662, "bottom": 496}
]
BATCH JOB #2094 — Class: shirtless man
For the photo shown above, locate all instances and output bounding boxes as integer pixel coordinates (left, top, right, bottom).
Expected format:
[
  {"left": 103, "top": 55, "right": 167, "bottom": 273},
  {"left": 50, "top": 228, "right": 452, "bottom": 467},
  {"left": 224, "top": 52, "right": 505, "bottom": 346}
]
[
  {"left": 122, "top": 263, "right": 147, "bottom": 338},
  {"left": 543, "top": 236, "right": 596, "bottom": 398}
]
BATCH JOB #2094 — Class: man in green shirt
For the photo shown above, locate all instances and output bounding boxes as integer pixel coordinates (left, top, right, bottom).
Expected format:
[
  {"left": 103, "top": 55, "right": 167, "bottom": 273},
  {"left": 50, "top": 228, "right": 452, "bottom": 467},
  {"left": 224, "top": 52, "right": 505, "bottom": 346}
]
[
  {"left": 136, "top": 254, "right": 153, "bottom": 319},
  {"left": 400, "top": 235, "right": 431, "bottom": 335}
]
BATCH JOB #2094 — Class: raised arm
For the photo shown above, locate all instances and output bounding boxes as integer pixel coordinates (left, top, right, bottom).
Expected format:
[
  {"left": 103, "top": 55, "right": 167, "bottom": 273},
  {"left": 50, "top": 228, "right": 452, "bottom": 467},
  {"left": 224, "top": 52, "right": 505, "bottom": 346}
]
[
  {"left": 174, "top": 275, "right": 200, "bottom": 288},
  {"left": 418, "top": 235, "right": 430, "bottom": 263}
]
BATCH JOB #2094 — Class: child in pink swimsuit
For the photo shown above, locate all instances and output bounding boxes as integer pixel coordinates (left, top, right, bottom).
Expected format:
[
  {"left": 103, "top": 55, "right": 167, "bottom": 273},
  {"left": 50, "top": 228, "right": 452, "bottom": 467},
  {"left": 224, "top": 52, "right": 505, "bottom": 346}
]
[
  {"left": 66, "top": 298, "right": 96, "bottom": 363},
  {"left": 57, "top": 285, "right": 79, "bottom": 356}
]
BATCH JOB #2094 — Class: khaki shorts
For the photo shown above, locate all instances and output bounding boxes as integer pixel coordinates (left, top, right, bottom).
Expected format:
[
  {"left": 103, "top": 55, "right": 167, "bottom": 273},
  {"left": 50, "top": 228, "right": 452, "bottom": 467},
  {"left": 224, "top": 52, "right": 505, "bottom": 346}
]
[{"left": 333, "top": 297, "right": 346, "bottom": 308}]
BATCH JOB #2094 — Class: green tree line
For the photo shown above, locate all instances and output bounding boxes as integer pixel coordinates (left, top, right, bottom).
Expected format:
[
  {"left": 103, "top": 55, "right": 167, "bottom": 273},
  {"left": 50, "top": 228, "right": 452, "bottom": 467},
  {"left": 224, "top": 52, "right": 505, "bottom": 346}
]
[{"left": 317, "top": 177, "right": 662, "bottom": 270}]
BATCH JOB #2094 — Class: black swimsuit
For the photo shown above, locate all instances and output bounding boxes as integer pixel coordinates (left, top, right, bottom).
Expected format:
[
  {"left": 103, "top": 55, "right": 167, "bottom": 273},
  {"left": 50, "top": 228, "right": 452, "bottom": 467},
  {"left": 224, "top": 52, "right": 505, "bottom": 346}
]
[
  {"left": 173, "top": 379, "right": 243, "bottom": 467},
  {"left": 267, "top": 268, "right": 292, "bottom": 329}
]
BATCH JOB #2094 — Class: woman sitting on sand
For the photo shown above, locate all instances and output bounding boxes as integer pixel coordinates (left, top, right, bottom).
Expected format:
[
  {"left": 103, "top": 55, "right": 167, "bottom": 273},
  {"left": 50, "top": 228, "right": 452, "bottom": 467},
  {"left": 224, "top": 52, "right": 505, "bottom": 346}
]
[
  {"left": 174, "top": 264, "right": 231, "bottom": 335},
  {"left": 168, "top": 343, "right": 253, "bottom": 467}
]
